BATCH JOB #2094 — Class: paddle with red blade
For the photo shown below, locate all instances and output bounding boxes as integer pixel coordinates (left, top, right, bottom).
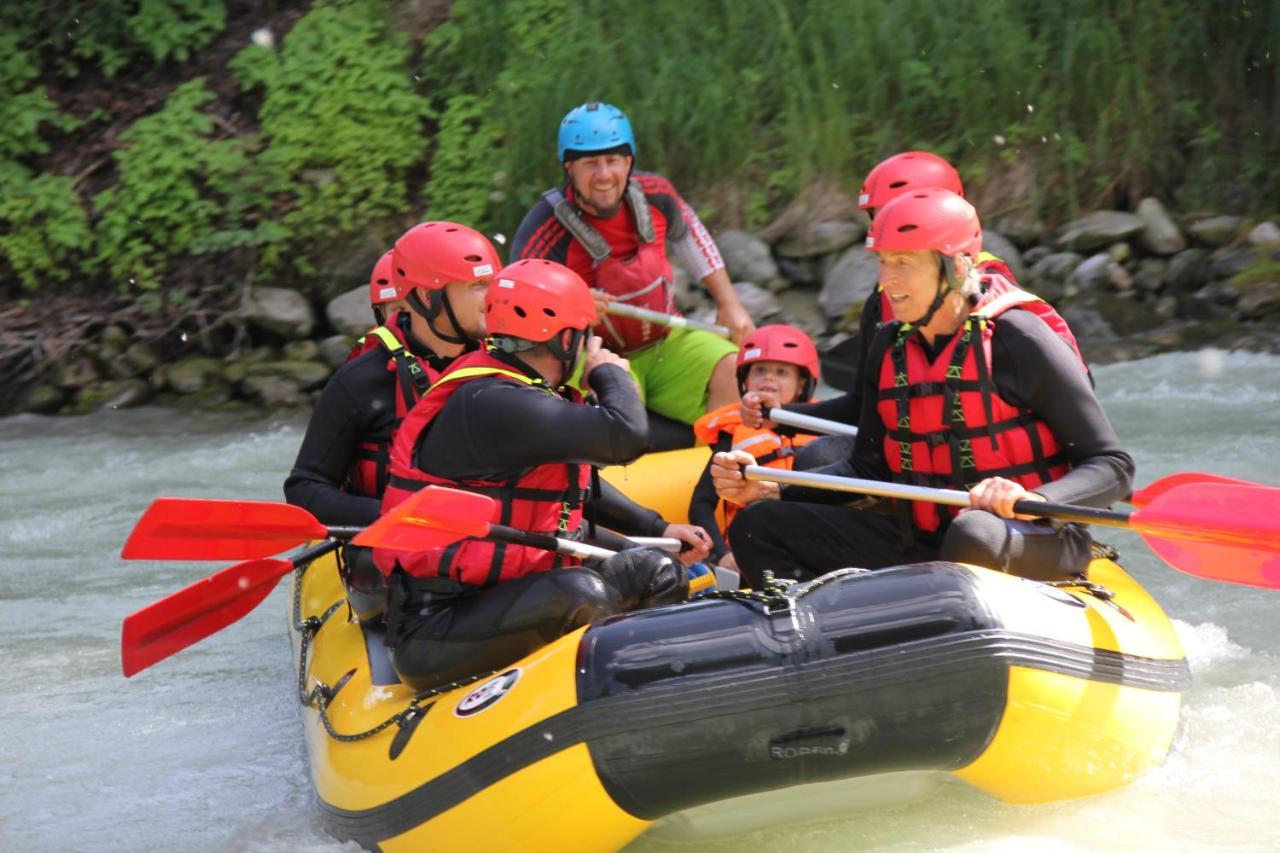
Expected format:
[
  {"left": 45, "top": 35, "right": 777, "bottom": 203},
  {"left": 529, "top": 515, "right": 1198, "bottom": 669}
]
[
  {"left": 744, "top": 466, "right": 1280, "bottom": 589},
  {"left": 1128, "top": 472, "right": 1258, "bottom": 507},
  {"left": 121, "top": 538, "right": 342, "bottom": 677},
  {"left": 121, "top": 498, "right": 362, "bottom": 561},
  {"left": 122, "top": 488, "right": 630, "bottom": 677}
]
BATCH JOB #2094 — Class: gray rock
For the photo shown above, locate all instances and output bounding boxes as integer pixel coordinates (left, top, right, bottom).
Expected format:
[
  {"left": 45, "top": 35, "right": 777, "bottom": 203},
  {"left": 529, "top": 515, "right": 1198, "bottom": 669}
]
[
  {"left": 727, "top": 282, "right": 782, "bottom": 323},
  {"left": 1210, "top": 247, "right": 1260, "bottom": 281},
  {"left": 99, "top": 325, "right": 130, "bottom": 350},
  {"left": 125, "top": 341, "right": 160, "bottom": 374},
  {"left": 1153, "top": 295, "right": 1179, "bottom": 320},
  {"left": 1107, "top": 263, "right": 1134, "bottom": 293},
  {"left": 1238, "top": 281, "right": 1280, "bottom": 321},
  {"left": 1174, "top": 289, "right": 1235, "bottom": 322},
  {"left": 1165, "top": 249, "right": 1210, "bottom": 293},
  {"left": 1055, "top": 211, "right": 1144, "bottom": 253},
  {"left": 1248, "top": 221, "right": 1280, "bottom": 247},
  {"left": 69, "top": 379, "right": 152, "bottom": 414},
  {"left": 1135, "top": 198, "right": 1186, "bottom": 255},
  {"left": 775, "top": 220, "right": 865, "bottom": 259},
  {"left": 318, "top": 335, "right": 357, "bottom": 369},
  {"left": 18, "top": 384, "right": 66, "bottom": 415},
  {"left": 1107, "top": 242, "right": 1132, "bottom": 264},
  {"left": 819, "top": 245, "right": 879, "bottom": 321},
  {"left": 167, "top": 357, "right": 225, "bottom": 394},
  {"left": 1066, "top": 253, "right": 1113, "bottom": 293},
  {"left": 774, "top": 288, "right": 827, "bottom": 338},
  {"left": 993, "top": 212, "right": 1044, "bottom": 248},
  {"left": 283, "top": 340, "right": 321, "bottom": 362},
  {"left": 1133, "top": 258, "right": 1167, "bottom": 293},
  {"left": 670, "top": 259, "right": 701, "bottom": 313},
  {"left": 1188, "top": 215, "right": 1243, "bottom": 248},
  {"left": 244, "top": 359, "right": 332, "bottom": 391},
  {"left": 1027, "top": 252, "right": 1084, "bottom": 302},
  {"left": 244, "top": 286, "right": 316, "bottom": 340},
  {"left": 777, "top": 256, "right": 820, "bottom": 286},
  {"left": 1023, "top": 246, "right": 1051, "bottom": 267},
  {"left": 240, "top": 375, "right": 308, "bottom": 408},
  {"left": 717, "top": 230, "right": 782, "bottom": 288},
  {"left": 327, "top": 286, "right": 378, "bottom": 337},
  {"left": 52, "top": 356, "right": 100, "bottom": 389},
  {"left": 980, "top": 229, "right": 1025, "bottom": 282}
]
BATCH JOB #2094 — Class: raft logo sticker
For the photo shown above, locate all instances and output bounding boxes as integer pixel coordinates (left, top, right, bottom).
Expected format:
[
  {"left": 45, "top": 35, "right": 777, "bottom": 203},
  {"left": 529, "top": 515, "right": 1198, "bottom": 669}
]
[{"left": 455, "top": 669, "right": 521, "bottom": 717}]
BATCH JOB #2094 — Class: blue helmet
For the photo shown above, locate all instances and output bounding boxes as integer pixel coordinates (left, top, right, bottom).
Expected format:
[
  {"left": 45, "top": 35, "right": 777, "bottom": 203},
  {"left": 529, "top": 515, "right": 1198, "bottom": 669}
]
[{"left": 557, "top": 102, "right": 636, "bottom": 162}]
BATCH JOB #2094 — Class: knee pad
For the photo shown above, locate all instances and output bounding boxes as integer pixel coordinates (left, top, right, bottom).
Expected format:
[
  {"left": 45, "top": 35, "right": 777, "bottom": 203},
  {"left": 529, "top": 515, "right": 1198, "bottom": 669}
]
[{"left": 594, "top": 548, "right": 689, "bottom": 610}]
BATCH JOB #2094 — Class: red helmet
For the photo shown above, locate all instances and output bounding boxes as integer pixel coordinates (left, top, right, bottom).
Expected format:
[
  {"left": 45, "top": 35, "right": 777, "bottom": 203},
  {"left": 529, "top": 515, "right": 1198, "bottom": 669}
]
[
  {"left": 368, "top": 250, "right": 401, "bottom": 305},
  {"left": 866, "top": 189, "right": 982, "bottom": 259},
  {"left": 485, "top": 259, "right": 597, "bottom": 342},
  {"left": 859, "top": 152, "right": 964, "bottom": 212},
  {"left": 737, "top": 324, "right": 821, "bottom": 401},
  {"left": 391, "top": 222, "right": 500, "bottom": 293}
]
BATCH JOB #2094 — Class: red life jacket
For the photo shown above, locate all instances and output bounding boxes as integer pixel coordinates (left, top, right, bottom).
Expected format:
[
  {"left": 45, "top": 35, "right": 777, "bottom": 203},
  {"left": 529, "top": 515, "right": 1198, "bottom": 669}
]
[
  {"left": 375, "top": 349, "right": 591, "bottom": 586},
  {"left": 875, "top": 277, "right": 1086, "bottom": 534},
  {"left": 342, "top": 313, "right": 437, "bottom": 498},
  {"left": 543, "top": 182, "right": 675, "bottom": 353},
  {"left": 693, "top": 403, "right": 817, "bottom": 529}
]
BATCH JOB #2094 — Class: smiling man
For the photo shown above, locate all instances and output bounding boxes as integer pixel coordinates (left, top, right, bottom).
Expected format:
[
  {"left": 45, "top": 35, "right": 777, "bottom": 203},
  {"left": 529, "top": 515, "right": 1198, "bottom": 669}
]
[
  {"left": 712, "top": 189, "right": 1133, "bottom": 587},
  {"left": 510, "top": 102, "right": 754, "bottom": 449}
]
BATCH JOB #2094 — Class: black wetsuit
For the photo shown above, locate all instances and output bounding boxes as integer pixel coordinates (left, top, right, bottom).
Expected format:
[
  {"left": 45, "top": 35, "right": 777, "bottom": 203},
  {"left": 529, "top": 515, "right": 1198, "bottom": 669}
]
[
  {"left": 385, "top": 354, "right": 686, "bottom": 691},
  {"left": 729, "top": 310, "right": 1134, "bottom": 586}
]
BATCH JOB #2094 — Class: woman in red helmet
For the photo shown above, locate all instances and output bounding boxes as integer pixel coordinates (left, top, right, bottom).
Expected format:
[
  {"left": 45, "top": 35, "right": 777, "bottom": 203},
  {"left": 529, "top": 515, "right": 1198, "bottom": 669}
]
[
  {"left": 688, "top": 324, "right": 823, "bottom": 570},
  {"left": 712, "top": 190, "right": 1131, "bottom": 587},
  {"left": 284, "top": 222, "right": 499, "bottom": 620},
  {"left": 374, "top": 259, "right": 711, "bottom": 691}
]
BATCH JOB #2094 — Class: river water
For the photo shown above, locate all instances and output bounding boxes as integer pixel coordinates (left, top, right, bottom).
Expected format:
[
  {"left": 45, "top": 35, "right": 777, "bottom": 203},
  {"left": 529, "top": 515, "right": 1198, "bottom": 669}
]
[{"left": 3, "top": 349, "right": 1279, "bottom": 852}]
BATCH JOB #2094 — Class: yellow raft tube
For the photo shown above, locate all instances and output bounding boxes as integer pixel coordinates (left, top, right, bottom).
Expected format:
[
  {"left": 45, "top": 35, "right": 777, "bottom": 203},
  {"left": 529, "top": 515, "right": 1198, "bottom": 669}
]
[{"left": 289, "top": 447, "right": 1187, "bottom": 851}]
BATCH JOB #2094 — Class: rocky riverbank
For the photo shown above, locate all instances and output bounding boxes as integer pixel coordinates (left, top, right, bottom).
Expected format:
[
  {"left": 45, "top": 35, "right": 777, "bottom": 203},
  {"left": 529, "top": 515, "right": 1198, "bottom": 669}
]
[{"left": 6, "top": 195, "right": 1279, "bottom": 418}]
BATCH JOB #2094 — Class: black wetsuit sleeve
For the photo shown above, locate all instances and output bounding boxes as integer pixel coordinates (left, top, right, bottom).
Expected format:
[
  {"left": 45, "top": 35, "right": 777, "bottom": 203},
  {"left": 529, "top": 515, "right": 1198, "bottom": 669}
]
[
  {"left": 585, "top": 478, "right": 669, "bottom": 537},
  {"left": 689, "top": 434, "right": 733, "bottom": 560},
  {"left": 282, "top": 358, "right": 389, "bottom": 527},
  {"left": 422, "top": 363, "right": 650, "bottom": 480},
  {"left": 990, "top": 310, "right": 1134, "bottom": 507}
]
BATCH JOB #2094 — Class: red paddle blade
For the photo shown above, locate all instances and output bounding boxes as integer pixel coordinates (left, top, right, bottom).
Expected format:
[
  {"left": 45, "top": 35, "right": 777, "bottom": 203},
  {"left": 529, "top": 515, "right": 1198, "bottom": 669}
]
[
  {"left": 1130, "top": 472, "right": 1260, "bottom": 508},
  {"left": 1132, "top": 482, "right": 1280, "bottom": 589},
  {"left": 121, "top": 558, "right": 294, "bottom": 677},
  {"left": 352, "top": 486, "right": 495, "bottom": 552},
  {"left": 121, "top": 498, "right": 327, "bottom": 561}
]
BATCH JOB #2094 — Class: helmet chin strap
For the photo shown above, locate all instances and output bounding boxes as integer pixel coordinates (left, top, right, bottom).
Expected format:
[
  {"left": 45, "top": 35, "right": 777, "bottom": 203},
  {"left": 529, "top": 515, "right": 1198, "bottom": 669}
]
[
  {"left": 407, "top": 288, "right": 470, "bottom": 346},
  {"left": 912, "top": 255, "right": 974, "bottom": 330},
  {"left": 546, "top": 328, "right": 586, "bottom": 383}
]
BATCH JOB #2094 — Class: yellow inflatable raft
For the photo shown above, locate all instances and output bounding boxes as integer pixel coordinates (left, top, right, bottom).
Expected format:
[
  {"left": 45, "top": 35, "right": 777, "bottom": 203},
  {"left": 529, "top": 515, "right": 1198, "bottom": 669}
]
[{"left": 288, "top": 449, "right": 1187, "bottom": 852}]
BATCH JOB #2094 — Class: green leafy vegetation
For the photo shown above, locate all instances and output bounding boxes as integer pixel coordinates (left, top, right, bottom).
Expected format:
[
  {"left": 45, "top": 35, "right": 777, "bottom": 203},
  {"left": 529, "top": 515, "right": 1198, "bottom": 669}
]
[
  {"left": 2, "top": 0, "right": 1277, "bottom": 297},
  {"left": 91, "top": 79, "right": 263, "bottom": 291},
  {"left": 230, "top": 0, "right": 430, "bottom": 272}
]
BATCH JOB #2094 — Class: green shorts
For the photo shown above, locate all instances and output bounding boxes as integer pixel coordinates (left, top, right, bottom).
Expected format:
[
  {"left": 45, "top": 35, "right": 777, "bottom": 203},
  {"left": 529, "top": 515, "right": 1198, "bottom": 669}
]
[{"left": 576, "top": 327, "right": 735, "bottom": 425}]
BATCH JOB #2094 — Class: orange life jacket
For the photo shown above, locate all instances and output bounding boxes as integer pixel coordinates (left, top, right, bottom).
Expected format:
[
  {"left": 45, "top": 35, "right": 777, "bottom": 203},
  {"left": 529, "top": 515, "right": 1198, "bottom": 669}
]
[{"left": 693, "top": 403, "right": 817, "bottom": 528}]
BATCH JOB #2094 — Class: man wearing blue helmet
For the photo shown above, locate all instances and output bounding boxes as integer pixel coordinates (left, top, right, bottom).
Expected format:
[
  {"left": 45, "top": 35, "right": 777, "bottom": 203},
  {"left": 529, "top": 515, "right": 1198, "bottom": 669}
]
[{"left": 511, "top": 101, "right": 755, "bottom": 450}]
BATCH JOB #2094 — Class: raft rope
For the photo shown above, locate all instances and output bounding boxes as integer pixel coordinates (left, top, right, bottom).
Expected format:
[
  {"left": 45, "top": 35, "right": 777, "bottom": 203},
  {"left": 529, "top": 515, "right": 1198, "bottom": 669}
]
[{"left": 291, "top": 560, "right": 497, "bottom": 743}]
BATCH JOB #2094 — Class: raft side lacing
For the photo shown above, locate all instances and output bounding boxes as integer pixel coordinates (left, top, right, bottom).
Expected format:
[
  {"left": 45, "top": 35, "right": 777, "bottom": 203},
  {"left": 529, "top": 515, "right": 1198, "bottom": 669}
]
[
  {"left": 290, "top": 560, "right": 497, "bottom": 743},
  {"left": 1045, "top": 541, "right": 1124, "bottom": 601},
  {"left": 688, "top": 570, "right": 796, "bottom": 612}
]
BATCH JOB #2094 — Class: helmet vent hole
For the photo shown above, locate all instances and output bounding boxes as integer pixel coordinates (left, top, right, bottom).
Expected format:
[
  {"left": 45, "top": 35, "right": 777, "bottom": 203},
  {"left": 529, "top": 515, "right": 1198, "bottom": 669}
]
[
  {"left": 464, "top": 254, "right": 482, "bottom": 262},
  {"left": 542, "top": 308, "right": 557, "bottom": 318},
  {"left": 889, "top": 180, "right": 907, "bottom": 189},
  {"left": 897, "top": 224, "right": 918, "bottom": 233},
  {"left": 782, "top": 341, "right": 797, "bottom": 348},
  {"left": 514, "top": 306, "right": 528, "bottom": 318},
  {"left": 396, "top": 267, "right": 406, "bottom": 276},
  {"left": 376, "top": 277, "right": 388, "bottom": 285}
]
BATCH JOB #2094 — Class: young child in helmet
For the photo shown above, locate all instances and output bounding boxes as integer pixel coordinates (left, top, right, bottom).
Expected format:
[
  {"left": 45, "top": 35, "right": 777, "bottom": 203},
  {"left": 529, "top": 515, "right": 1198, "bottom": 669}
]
[{"left": 688, "top": 324, "right": 822, "bottom": 572}]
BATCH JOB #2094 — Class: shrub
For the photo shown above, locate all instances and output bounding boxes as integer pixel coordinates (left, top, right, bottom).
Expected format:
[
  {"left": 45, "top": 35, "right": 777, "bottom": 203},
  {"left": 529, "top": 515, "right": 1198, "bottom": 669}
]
[
  {"left": 230, "top": 0, "right": 430, "bottom": 272},
  {"left": 91, "top": 79, "right": 266, "bottom": 291},
  {"left": 0, "top": 167, "right": 92, "bottom": 290}
]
